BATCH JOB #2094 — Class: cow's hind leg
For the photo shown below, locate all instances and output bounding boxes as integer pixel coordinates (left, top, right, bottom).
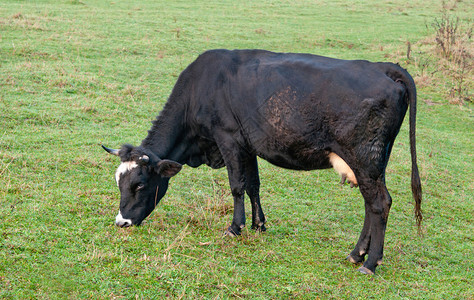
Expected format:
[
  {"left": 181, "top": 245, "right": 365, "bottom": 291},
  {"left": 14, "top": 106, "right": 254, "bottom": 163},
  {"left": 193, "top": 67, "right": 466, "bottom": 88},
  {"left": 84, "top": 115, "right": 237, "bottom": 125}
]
[
  {"left": 244, "top": 156, "right": 266, "bottom": 232},
  {"left": 351, "top": 178, "right": 392, "bottom": 274},
  {"left": 347, "top": 205, "right": 371, "bottom": 264}
]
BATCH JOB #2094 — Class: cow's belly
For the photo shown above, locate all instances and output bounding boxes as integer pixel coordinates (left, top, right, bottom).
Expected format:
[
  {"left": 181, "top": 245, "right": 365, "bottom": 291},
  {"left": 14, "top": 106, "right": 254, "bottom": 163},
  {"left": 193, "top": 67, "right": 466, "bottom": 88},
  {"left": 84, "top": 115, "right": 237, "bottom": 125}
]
[
  {"left": 259, "top": 149, "right": 357, "bottom": 186},
  {"left": 257, "top": 146, "right": 332, "bottom": 171}
]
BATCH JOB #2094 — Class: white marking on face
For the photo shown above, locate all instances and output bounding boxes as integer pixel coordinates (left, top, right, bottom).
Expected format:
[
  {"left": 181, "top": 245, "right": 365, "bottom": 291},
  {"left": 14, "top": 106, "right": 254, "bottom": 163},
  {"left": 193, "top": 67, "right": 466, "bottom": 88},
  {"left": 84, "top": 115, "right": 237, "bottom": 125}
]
[
  {"left": 115, "top": 161, "right": 138, "bottom": 186},
  {"left": 116, "top": 211, "right": 132, "bottom": 227},
  {"left": 329, "top": 152, "right": 358, "bottom": 186}
]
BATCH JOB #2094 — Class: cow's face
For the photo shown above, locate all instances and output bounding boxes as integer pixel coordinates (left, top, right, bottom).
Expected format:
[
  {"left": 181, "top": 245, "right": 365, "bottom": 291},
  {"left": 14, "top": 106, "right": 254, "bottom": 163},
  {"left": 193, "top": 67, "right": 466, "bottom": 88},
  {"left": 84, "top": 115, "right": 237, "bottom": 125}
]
[{"left": 103, "top": 145, "right": 182, "bottom": 227}]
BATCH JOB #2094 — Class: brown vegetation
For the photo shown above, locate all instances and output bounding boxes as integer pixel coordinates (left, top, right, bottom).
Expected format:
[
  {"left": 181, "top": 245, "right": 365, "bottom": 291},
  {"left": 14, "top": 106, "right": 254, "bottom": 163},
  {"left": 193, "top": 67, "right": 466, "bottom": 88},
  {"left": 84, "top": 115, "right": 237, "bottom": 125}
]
[{"left": 422, "top": 1, "right": 472, "bottom": 104}]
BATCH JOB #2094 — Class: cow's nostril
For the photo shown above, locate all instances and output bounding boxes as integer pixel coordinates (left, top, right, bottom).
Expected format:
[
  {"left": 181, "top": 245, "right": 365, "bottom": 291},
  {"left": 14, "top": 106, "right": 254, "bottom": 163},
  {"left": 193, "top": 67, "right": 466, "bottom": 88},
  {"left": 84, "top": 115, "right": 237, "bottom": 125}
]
[
  {"left": 116, "top": 220, "right": 132, "bottom": 227},
  {"left": 115, "top": 211, "right": 132, "bottom": 228}
]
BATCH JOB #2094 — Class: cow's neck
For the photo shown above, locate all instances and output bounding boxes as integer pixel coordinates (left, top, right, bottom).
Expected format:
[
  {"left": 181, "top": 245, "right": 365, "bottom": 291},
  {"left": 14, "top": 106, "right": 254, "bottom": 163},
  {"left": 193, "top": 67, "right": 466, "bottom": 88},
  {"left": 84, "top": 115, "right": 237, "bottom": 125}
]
[{"left": 140, "top": 100, "right": 189, "bottom": 162}]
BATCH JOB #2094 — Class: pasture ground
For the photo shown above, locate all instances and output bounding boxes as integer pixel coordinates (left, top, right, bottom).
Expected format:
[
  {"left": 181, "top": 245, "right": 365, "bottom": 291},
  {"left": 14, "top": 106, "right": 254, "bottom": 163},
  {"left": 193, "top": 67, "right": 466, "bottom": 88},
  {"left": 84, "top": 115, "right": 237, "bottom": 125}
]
[{"left": 0, "top": 0, "right": 472, "bottom": 298}]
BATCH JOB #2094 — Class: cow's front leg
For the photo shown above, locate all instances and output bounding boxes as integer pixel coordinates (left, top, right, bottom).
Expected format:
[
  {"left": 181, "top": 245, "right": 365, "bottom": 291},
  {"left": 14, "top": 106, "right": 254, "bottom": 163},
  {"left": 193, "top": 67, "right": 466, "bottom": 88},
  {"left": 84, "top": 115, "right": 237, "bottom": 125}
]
[
  {"left": 249, "top": 192, "right": 266, "bottom": 232},
  {"left": 217, "top": 141, "right": 248, "bottom": 236},
  {"left": 226, "top": 191, "right": 246, "bottom": 236}
]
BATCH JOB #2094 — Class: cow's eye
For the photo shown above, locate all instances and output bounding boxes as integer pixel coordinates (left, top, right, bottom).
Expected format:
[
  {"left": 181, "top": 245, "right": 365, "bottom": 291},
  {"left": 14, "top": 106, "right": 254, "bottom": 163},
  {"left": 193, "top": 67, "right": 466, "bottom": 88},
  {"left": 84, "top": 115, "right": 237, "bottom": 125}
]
[{"left": 135, "top": 184, "right": 145, "bottom": 192}]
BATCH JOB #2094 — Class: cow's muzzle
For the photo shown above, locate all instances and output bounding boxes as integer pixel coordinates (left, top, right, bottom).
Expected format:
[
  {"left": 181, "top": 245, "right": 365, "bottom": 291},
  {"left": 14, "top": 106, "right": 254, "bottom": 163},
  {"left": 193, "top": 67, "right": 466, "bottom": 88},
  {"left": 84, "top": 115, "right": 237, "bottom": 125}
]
[{"left": 115, "top": 211, "right": 132, "bottom": 227}]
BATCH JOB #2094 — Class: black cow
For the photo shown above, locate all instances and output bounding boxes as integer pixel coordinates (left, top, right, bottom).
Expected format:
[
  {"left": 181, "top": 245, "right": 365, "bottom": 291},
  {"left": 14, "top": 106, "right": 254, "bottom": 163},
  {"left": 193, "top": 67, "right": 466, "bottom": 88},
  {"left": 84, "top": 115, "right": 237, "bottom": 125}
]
[{"left": 103, "top": 49, "right": 422, "bottom": 274}]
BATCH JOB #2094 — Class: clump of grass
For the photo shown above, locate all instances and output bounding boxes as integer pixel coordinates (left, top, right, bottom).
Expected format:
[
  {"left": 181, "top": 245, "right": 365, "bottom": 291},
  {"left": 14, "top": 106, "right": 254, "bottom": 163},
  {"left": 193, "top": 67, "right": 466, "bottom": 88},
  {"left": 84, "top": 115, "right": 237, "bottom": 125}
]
[
  {"left": 432, "top": 6, "right": 460, "bottom": 59},
  {"left": 70, "top": 0, "right": 86, "bottom": 5},
  {"left": 412, "top": 55, "right": 435, "bottom": 88},
  {"left": 182, "top": 179, "right": 233, "bottom": 231},
  {"left": 429, "top": 1, "right": 472, "bottom": 104}
]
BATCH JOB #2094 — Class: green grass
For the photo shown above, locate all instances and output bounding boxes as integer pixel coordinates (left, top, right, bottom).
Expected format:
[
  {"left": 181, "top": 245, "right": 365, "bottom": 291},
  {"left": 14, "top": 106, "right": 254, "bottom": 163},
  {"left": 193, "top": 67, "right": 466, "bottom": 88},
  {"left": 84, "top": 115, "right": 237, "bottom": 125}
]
[{"left": 1, "top": 0, "right": 473, "bottom": 298}]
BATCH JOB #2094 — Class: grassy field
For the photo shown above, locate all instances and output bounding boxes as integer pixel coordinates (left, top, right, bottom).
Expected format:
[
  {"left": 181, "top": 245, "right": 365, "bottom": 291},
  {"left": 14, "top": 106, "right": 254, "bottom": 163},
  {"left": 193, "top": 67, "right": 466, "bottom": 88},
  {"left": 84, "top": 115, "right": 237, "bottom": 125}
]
[{"left": 1, "top": 0, "right": 473, "bottom": 298}]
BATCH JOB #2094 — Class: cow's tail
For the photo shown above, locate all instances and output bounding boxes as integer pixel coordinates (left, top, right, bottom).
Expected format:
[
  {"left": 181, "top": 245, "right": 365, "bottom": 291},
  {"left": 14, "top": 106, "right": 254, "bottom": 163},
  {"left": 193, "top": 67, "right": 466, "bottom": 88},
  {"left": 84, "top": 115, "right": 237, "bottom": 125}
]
[
  {"left": 406, "top": 72, "right": 423, "bottom": 233},
  {"left": 387, "top": 64, "right": 423, "bottom": 233}
]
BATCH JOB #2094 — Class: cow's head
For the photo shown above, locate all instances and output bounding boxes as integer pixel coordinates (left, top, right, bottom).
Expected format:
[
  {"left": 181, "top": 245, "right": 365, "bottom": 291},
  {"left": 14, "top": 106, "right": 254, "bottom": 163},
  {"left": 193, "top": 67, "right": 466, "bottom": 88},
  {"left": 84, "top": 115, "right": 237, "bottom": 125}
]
[{"left": 102, "top": 144, "right": 182, "bottom": 227}]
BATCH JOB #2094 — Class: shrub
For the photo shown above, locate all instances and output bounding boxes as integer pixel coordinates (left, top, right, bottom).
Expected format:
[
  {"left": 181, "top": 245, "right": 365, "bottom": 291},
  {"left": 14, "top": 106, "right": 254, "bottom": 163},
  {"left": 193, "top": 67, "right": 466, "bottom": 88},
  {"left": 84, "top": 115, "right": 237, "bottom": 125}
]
[{"left": 429, "top": 1, "right": 472, "bottom": 104}]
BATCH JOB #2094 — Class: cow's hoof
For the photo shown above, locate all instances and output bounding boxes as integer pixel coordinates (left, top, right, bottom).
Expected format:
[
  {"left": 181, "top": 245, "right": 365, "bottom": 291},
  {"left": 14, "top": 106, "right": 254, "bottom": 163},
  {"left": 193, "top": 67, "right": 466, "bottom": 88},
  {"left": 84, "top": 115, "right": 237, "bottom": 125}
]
[
  {"left": 346, "top": 254, "right": 364, "bottom": 264},
  {"left": 357, "top": 266, "right": 374, "bottom": 275},
  {"left": 224, "top": 226, "right": 241, "bottom": 237},
  {"left": 251, "top": 223, "right": 266, "bottom": 232}
]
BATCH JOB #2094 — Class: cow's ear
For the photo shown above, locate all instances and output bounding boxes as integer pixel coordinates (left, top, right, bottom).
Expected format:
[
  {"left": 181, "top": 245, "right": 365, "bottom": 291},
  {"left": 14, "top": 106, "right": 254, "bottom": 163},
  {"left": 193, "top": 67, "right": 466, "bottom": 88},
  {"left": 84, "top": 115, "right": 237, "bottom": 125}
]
[{"left": 156, "top": 160, "right": 182, "bottom": 178}]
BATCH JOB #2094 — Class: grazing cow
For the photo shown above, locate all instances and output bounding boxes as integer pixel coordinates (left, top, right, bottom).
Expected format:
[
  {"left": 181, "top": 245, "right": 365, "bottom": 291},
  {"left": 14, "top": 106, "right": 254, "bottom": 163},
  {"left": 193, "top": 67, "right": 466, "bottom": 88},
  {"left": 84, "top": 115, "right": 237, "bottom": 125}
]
[{"left": 103, "top": 49, "right": 422, "bottom": 274}]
